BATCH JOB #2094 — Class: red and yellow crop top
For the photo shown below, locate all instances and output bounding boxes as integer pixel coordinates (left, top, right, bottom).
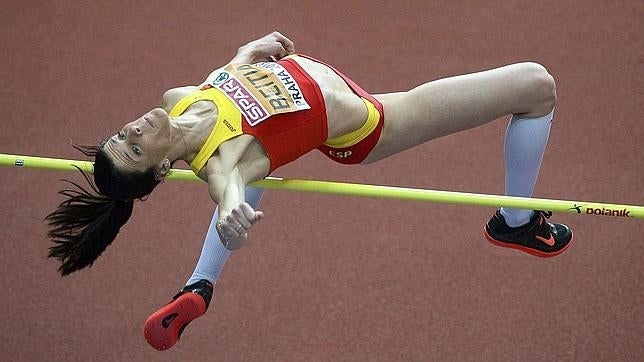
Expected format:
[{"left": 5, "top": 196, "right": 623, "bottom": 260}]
[{"left": 169, "top": 57, "right": 329, "bottom": 174}]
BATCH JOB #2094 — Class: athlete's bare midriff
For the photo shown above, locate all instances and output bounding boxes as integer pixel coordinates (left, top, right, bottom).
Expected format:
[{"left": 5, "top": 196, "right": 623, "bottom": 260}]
[{"left": 287, "top": 56, "right": 368, "bottom": 140}]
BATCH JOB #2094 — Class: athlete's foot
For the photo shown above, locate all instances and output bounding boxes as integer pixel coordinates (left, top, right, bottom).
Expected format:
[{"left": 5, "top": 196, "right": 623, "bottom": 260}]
[
  {"left": 484, "top": 210, "right": 573, "bottom": 257},
  {"left": 143, "top": 279, "right": 213, "bottom": 350}
]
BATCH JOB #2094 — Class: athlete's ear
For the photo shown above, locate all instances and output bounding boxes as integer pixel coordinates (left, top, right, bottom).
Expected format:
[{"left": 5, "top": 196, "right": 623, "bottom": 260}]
[{"left": 155, "top": 158, "right": 171, "bottom": 180}]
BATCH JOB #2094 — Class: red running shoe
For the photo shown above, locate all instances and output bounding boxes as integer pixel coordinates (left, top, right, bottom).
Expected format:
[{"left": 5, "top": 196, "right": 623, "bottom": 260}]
[
  {"left": 484, "top": 210, "right": 573, "bottom": 258},
  {"left": 144, "top": 279, "right": 213, "bottom": 350}
]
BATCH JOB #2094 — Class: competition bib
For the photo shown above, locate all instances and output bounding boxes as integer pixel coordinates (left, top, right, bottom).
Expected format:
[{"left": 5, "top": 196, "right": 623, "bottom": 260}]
[{"left": 204, "top": 62, "right": 311, "bottom": 126}]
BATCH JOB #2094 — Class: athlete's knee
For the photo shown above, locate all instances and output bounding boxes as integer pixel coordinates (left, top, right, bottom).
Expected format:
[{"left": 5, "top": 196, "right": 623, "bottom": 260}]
[
  {"left": 517, "top": 62, "right": 557, "bottom": 116},
  {"left": 532, "top": 63, "right": 556, "bottom": 109}
]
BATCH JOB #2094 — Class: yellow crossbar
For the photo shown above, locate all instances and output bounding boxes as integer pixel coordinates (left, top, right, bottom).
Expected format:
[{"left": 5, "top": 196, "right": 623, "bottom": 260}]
[{"left": 1, "top": 153, "right": 642, "bottom": 219}]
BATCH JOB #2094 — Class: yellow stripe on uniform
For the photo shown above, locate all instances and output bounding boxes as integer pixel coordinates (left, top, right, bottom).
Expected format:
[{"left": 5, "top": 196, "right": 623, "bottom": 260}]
[
  {"left": 324, "top": 97, "right": 380, "bottom": 148},
  {"left": 168, "top": 88, "right": 244, "bottom": 175}
]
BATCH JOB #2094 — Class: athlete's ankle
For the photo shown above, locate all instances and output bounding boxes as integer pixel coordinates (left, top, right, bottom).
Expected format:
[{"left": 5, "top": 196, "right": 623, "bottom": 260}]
[{"left": 500, "top": 208, "right": 534, "bottom": 228}]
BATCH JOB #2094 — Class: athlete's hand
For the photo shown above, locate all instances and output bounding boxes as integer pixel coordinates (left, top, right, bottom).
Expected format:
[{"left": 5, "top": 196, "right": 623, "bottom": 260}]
[
  {"left": 216, "top": 202, "right": 264, "bottom": 250},
  {"left": 231, "top": 31, "right": 295, "bottom": 64}
]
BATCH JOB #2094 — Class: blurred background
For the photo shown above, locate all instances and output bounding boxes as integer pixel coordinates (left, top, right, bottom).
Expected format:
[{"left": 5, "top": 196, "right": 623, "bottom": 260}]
[{"left": 0, "top": 1, "right": 642, "bottom": 361}]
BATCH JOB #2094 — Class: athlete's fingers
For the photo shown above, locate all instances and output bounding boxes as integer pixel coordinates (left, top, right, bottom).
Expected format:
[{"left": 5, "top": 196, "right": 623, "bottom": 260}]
[
  {"left": 223, "top": 215, "right": 239, "bottom": 235},
  {"left": 231, "top": 207, "right": 252, "bottom": 229},
  {"left": 225, "top": 213, "right": 245, "bottom": 232},
  {"left": 270, "top": 31, "right": 295, "bottom": 54},
  {"left": 243, "top": 43, "right": 282, "bottom": 62},
  {"left": 265, "top": 42, "right": 288, "bottom": 60},
  {"left": 255, "top": 210, "right": 265, "bottom": 221},
  {"left": 238, "top": 202, "right": 255, "bottom": 221},
  {"left": 218, "top": 199, "right": 266, "bottom": 249},
  {"left": 239, "top": 202, "right": 263, "bottom": 223},
  {"left": 217, "top": 219, "right": 237, "bottom": 238},
  {"left": 219, "top": 220, "right": 248, "bottom": 248}
]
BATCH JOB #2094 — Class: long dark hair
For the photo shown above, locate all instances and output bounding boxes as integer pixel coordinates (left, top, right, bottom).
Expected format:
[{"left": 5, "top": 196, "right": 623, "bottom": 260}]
[{"left": 46, "top": 142, "right": 161, "bottom": 276}]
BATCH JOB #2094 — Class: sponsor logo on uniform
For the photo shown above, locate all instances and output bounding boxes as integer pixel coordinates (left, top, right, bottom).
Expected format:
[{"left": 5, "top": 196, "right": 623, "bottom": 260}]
[
  {"left": 255, "top": 62, "right": 309, "bottom": 109},
  {"left": 243, "top": 62, "right": 310, "bottom": 111},
  {"left": 222, "top": 119, "right": 236, "bottom": 132},
  {"left": 212, "top": 72, "right": 229, "bottom": 85},
  {"left": 218, "top": 77, "right": 269, "bottom": 125},
  {"left": 235, "top": 64, "right": 292, "bottom": 114},
  {"left": 209, "top": 63, "right": 312, "bottom": 127}
]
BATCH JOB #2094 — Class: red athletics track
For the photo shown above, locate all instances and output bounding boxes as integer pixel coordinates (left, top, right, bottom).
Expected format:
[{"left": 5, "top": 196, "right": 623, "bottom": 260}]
[{"left": 0, "top": 1, "right": 642, "bottom": 361}]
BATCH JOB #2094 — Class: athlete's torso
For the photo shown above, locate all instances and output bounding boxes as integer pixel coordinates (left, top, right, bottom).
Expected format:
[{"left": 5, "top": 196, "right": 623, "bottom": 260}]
[{"left": 162, "top": 55, "right": 369, "bottom": 177}]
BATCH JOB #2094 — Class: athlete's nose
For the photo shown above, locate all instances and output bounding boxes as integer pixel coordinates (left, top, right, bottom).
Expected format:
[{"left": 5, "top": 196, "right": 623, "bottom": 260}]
[{"left": 129, "top": 124, "right": 142, "bottom": 136}]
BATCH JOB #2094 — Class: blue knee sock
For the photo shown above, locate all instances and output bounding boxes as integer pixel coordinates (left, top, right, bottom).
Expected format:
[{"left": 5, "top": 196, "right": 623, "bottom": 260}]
[
  {"left": 500, "top": 111, "right": 553, "bottom": 227},
  {"left": 186, "top": 187, "right": 264, "bottom": 286}
]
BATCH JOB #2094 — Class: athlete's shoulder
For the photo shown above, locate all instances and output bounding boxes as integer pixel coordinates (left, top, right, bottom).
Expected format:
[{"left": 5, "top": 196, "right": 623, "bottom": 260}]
[{"left": 162, "top": 86, "right": 200, "bottom": 113}]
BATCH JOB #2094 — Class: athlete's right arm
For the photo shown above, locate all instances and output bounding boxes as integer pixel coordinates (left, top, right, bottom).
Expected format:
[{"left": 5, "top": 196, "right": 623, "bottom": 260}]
[{"left": 198, "top": 32, "right": 295, "bottom": 88}]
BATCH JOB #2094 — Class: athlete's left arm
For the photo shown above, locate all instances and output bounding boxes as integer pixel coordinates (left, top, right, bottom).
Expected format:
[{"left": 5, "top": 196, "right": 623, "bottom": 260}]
[{"left": 205, "top": 144, "right": 265, "bottom": 250}]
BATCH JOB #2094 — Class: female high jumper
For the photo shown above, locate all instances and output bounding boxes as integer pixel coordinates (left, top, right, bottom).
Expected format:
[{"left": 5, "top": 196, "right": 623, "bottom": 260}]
[{"left": 46, "top": 31, "right": 572, "bottom": 350}]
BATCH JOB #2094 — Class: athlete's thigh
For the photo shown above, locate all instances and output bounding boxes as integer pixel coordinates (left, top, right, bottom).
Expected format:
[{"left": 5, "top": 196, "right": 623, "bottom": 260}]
[{"left": 365, "top": 62, "right": 554, "bottom": 163}]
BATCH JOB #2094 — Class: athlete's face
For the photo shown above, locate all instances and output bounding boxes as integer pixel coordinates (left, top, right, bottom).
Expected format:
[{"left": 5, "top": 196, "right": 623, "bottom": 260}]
[{"left": 103, "top": 108, "right": 172, "bottom": 175}]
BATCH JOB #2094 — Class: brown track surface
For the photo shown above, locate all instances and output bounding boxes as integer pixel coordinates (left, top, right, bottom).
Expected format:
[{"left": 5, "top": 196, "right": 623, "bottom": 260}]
[{"left": 1, "top": 1, "right": 642, "bottom": 361}]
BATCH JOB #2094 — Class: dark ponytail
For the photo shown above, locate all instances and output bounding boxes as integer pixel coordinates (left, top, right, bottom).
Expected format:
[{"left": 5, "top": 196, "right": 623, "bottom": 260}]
[{"left": 46, "top": 142, "right": 160, "bottom": 276}]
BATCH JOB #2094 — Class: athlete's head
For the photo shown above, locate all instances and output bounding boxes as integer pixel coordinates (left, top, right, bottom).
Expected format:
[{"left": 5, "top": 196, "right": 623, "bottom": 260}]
[
  {"left": 46, "top": 108, "right": 175, "bottom": 276},
  {"left": 103, "top": 108, "right": 175, "bottom": 177}
]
